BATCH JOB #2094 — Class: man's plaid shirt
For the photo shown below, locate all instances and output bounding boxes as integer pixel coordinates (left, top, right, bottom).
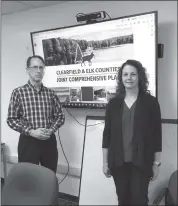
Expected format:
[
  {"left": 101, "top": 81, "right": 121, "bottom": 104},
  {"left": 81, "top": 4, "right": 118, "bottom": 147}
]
[{"left": 7, "top": 81, "right": 65, "bottom": 135}]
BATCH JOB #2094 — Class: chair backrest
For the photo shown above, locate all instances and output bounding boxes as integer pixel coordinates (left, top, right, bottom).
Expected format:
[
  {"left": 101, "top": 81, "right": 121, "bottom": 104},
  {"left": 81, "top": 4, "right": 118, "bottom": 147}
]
[
  {"left": 165, "top": 170, "right": 177, "bottom": 205},
  {"left": 2, "top": 163, "right": 59, "bottom": 205}
]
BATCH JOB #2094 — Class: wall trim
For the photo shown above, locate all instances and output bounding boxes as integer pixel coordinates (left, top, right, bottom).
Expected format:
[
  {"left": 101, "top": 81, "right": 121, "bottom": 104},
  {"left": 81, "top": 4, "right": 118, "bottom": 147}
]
[
  {"left": 4, "top": 119, "right": 177, "bottom": 178},
  {"left": 161, "top": 119, "right": 178, "bottom": 124},
  {"left": 6, "top": 155, "right": 81, "bottom": 177}
]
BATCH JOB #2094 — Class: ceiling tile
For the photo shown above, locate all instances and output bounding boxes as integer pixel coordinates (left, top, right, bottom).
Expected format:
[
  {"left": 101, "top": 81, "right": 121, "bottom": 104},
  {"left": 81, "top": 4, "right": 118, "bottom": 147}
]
[
  {"left": 1, "top": 1, "right": 33, "bottom": 15},
  {"left": 1, "top": 1, "right": 67, "bottom": 15},
  {"left": 18, "top": 1, "right": 65, "bottom": 8}
]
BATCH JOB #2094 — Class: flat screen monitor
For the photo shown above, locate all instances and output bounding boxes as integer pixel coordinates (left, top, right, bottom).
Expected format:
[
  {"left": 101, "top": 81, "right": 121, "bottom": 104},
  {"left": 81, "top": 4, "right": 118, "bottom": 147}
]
[{"left": 31, "top": 11, "right": 158, "bottom": 108}]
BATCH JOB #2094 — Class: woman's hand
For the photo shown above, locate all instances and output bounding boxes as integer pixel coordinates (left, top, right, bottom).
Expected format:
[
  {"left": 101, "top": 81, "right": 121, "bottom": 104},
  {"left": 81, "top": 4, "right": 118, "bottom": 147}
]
[
  {"left": 103, "top": 164, "right": 112, "bottom": 178},
  {"left": 151, "top": 164, "right": 159, "bottom": 181}
]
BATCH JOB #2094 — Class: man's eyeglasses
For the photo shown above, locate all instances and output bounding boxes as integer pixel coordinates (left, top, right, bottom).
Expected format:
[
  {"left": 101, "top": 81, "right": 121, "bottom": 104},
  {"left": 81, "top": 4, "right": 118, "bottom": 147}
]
[{"left": 28, "top": 66, "right": 45, "bottom": 71}]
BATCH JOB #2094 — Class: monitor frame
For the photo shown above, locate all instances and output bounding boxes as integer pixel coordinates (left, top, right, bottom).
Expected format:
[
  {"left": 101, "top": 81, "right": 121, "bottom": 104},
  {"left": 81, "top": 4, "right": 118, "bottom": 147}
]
[{"left": 30, "top": 10, "right": 158, "bottom": 109}]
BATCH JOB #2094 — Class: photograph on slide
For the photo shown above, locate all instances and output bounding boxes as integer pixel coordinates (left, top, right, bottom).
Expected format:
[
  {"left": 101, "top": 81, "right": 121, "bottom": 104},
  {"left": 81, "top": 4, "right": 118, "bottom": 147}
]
[
  {"left": 42, "top": 27, "right": 134, "bottom": 67},
  {"left": 49, "top": 87, "right": 70, "bottom": 103}
]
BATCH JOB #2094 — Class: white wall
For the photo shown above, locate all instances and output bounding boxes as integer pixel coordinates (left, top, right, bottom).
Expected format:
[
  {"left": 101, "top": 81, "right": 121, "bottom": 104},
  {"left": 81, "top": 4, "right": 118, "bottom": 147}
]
[{"left": 1, "top": 0, "right": 177, "bottom": 200}]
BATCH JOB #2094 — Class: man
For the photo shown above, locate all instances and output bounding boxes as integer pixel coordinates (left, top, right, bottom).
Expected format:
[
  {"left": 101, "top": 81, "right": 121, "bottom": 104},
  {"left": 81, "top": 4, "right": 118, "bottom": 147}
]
[{"left": 7, "top": 55, "right": 65, "bottom": 173}]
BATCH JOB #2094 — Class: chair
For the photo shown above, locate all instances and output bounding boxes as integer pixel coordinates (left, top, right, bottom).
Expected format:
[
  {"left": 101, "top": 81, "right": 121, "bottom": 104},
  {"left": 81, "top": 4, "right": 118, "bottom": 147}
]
[
  {"left": 152, "top": 170, "right": 178, "bottom": 206},
  {"left": 1, "top": 143, "right": 7, "bottom": 180},
  {"left": 165, "top": 170, "right": 177, "bottom": 205},
  {"left": 1, "top": 163, "right": 59, "bottom": 205}
]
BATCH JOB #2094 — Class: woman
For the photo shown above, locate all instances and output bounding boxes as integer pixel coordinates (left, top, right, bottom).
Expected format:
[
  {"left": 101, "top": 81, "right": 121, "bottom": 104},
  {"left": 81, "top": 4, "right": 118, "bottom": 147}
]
[{"left": 102, "top": 59, "right": 162, "bottom": 205}]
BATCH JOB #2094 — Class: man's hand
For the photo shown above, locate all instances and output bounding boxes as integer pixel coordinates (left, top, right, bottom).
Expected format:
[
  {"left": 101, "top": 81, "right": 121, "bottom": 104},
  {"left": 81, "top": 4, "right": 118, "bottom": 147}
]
[
  {"left": 29, "top": 128, "right": 51, "bottom": 140},
  {"left": 103, "top": 164, "right": 112, "bottom": 178},
  {"left": 151, "top": 164, "right": 159, "bottom": 181},
  {"left": 44, "top": 128, "right": 53, "bottom": 136}
]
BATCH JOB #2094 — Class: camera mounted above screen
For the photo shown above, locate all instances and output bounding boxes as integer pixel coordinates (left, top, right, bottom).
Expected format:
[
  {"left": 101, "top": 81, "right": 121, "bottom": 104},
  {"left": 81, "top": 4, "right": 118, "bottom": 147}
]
[{"left": 76, "top": 11, "right": 108, "bottom": 24}]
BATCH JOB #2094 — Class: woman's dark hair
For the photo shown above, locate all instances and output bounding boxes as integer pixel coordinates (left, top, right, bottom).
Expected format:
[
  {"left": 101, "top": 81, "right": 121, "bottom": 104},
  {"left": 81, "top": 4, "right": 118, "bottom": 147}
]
[
  {"left": 116, "top": 59, "right": 150, "bottom": 96},
  {"left": 26, "top": 55, "right": 45, "bottom": 68}
]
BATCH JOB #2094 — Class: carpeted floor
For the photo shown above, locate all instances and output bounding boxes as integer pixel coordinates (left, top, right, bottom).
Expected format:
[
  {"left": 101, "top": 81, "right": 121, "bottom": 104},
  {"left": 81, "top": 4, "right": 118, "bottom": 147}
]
[{"left": 58, "top": 198, "right": 77, "bottom": 205}]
